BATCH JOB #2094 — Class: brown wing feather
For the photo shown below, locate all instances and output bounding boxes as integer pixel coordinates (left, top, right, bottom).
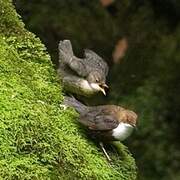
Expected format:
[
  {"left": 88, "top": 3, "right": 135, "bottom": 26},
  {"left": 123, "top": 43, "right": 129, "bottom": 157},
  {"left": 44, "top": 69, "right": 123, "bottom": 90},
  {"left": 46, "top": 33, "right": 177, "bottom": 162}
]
[{"left": 79, "top": 106, "right": 119, "bottom": 130}]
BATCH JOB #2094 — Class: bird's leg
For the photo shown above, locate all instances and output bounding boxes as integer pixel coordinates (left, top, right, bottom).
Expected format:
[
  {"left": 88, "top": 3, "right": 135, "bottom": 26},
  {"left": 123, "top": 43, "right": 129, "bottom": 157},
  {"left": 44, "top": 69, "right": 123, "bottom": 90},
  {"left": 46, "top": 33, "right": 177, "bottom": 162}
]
[{"left": 99, "top": 142, "right": 111, "bottom": 162}]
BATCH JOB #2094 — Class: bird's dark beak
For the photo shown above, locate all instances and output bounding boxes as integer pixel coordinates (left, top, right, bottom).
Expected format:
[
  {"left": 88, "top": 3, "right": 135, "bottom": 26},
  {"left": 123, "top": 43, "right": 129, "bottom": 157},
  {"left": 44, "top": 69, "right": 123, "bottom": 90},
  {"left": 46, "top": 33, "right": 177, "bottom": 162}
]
[
  {"left": 99, "top": 84, "right": 109, "bottom": 96},
  {"left": 99, "top": 83, "right": 109, "bottom": 89},
  {"left": 132, "top": 124, "right": 138, "bottom": 130},
  {"left": 99, "top": 88, "right": 106, "bottom": 96},
  {"left": 102, "top": 84, "right": 109, "bottom": 89}
]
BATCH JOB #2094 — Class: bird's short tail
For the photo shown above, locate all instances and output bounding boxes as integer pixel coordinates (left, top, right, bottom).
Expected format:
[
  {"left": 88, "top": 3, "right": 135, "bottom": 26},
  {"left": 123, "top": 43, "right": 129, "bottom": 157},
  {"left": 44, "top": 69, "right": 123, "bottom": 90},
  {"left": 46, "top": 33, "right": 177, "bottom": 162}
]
[
  {"left": 63, "top": 96, "right": 87, "bottom": 114},
  {"left": 58, "top": 40, "right": 74, "bottom": 63}
]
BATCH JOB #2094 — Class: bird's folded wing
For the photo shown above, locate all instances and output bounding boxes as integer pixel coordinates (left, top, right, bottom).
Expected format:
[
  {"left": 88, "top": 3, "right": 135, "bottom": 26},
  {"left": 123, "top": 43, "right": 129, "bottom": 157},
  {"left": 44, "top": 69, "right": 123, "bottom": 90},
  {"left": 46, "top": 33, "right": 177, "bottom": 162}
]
[
  {"left": 79, "top": 112, "right": 119, "bottom": 131},
  {"left": 68, "top": 57, "right": 89, "bottom": 77},
  {"left": 59, "top": 40, "right": 88, "bottom": 77}
]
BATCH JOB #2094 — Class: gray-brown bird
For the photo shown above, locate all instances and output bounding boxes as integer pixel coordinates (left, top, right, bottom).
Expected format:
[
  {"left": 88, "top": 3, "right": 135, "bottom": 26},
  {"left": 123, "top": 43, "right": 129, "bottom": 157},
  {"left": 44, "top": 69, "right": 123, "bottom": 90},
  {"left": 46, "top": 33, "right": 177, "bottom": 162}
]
[
  {"left": 63, "top": 96, "right": 138, "bottom": 161},
  {"left": 58, "top": 40, "right": 109, "bottom": 96}
]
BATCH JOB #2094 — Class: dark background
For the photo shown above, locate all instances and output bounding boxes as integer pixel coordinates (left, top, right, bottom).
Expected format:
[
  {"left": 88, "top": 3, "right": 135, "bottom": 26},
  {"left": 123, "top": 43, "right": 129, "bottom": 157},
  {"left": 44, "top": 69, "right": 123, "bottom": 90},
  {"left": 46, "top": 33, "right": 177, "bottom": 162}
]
[{"left": 14, "top": 0, "right": 180, "bottom": 179}]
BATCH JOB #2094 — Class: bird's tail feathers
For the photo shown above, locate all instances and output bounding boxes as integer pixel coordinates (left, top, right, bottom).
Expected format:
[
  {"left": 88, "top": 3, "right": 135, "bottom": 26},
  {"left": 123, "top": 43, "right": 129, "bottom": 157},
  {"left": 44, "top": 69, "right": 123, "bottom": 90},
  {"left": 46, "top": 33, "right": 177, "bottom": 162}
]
[
  {"left": 58, "top": 40, "right": 74, "bottom": 63},
  {"left": 63, "top": 96, "right": 87, "bottom": 114}
]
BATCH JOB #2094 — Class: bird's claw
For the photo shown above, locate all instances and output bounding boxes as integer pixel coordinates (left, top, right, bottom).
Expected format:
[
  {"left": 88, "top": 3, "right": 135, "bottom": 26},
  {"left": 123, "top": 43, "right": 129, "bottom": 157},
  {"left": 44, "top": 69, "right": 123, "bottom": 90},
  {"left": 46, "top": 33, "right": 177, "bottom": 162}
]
[{"left": 59, "top": 104, "right": 68, "bottom": 110}]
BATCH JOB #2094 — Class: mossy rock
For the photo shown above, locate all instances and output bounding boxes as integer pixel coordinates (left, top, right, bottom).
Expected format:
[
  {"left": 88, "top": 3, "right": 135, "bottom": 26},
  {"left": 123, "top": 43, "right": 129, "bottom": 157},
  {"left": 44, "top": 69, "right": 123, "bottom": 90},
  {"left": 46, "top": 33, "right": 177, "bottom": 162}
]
[{"left": 0, "top": 0, "right": 137, "bottom": 179}]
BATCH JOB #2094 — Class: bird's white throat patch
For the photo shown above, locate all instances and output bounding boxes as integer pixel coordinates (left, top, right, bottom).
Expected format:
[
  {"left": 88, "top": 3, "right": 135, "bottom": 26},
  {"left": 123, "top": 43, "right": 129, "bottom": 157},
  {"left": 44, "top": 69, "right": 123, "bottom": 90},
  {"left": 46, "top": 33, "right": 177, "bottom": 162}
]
[
  {"left": 81, "top": 80, "right": 100, "bottom": 91},
  {"left": 112, "top": 123, "right": 134, "bottom": 141}
]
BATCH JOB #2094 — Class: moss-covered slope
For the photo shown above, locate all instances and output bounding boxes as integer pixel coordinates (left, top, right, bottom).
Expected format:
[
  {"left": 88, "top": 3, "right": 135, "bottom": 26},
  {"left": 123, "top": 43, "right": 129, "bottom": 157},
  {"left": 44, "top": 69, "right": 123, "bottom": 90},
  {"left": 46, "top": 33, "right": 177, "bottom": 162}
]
[{"left": 0, "top": 0, "right": 136, "bottom": 179}]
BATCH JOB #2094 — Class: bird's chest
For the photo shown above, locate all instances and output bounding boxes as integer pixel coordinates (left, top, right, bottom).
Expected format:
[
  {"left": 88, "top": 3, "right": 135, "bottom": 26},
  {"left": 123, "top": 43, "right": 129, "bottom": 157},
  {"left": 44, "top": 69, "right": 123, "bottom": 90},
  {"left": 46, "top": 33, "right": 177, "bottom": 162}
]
[
  {"left": 112, "top": 123, "right": 133, "bottom": 141},
  {"left": 80, "top": 80, "right": 94, "bottom": 91},
  {"left": 89, "top": 123, "right": 133, "bottom": 142}
]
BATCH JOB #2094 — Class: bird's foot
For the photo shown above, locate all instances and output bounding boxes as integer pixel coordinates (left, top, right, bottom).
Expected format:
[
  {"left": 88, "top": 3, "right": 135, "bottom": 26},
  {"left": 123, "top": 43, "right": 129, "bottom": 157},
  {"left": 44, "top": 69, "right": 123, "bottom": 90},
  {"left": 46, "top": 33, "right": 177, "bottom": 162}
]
[{"left": 59, "top": 104, "right": 68, "bottom": 110}]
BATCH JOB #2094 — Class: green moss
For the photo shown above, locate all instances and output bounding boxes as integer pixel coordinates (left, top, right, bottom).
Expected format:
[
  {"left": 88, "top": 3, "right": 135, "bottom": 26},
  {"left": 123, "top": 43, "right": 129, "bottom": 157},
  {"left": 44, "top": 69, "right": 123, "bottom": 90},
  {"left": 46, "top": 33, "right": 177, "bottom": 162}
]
[{"left": 0, "top": 0, "right": 137, "bottom": 179}]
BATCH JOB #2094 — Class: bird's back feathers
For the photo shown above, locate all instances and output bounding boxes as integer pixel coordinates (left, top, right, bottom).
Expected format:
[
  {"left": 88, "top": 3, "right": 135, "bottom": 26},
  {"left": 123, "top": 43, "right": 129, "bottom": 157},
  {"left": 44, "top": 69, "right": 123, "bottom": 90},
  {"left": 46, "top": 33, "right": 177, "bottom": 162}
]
[
  {"left": 84, "top": 49, "right": 109, "bottom": 76},
  {"left": 80, "top": 105, "right": 120, "bottom": 130}
]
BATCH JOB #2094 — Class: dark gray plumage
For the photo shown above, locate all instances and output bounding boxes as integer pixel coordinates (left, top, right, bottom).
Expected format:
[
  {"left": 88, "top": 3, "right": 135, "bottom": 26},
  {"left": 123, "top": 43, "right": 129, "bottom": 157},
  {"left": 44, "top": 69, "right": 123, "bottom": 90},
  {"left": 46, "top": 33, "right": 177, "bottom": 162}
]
[{"left": 58, "top": 40, "right": 109, "bottom": 96}]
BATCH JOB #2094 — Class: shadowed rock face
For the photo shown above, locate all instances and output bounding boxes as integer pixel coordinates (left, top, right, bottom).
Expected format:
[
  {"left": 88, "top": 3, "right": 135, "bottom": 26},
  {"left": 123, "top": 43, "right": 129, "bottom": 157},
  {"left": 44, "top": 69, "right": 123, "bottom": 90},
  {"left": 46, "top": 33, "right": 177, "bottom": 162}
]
[{"left": 0, "top": 1, "right": 137, "bottom": 179}]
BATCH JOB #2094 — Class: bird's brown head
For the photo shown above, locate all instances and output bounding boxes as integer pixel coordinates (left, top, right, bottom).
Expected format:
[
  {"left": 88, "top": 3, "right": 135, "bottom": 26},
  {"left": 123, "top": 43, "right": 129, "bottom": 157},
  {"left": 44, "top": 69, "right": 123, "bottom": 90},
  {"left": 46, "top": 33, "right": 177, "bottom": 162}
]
[
  {"left": 117, "top": 109, "right": 138, "bottom": 127},
  {"left": 87, "top": 71, "right": 108, "bottom": 95}
]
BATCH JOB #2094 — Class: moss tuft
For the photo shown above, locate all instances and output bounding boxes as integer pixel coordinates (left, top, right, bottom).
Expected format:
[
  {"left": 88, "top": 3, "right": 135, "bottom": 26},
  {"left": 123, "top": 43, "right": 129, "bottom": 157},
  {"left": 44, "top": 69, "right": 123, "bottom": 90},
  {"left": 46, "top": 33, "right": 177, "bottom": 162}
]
[{"left": 0, "top": 0, "right": 137, "bottom": 179}]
